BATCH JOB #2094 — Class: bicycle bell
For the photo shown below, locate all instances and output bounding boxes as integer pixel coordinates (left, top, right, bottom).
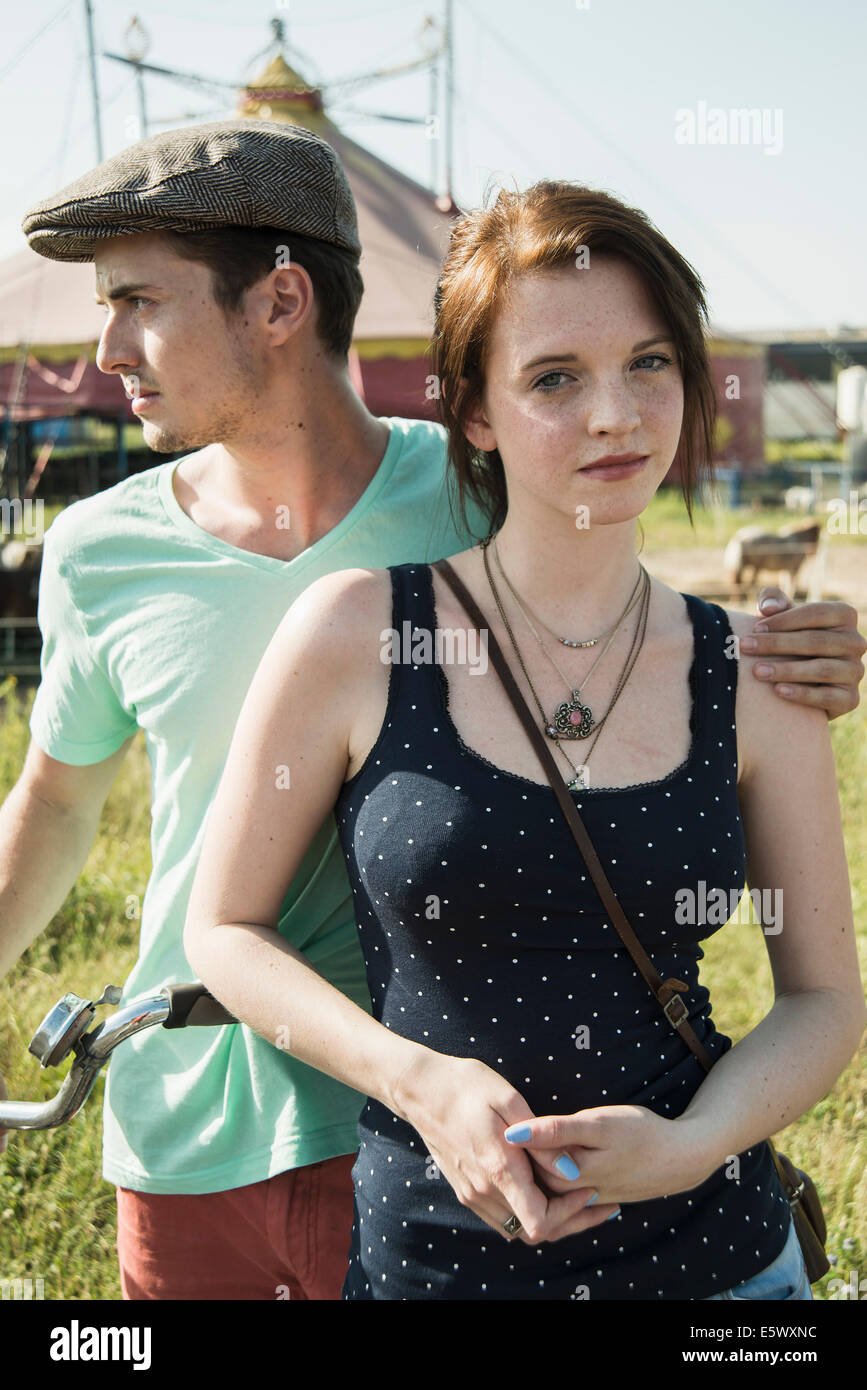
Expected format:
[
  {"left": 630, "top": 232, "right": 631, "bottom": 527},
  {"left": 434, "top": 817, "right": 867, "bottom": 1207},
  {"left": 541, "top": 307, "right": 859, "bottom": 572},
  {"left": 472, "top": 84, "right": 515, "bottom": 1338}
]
[{"left": 28, "top": 985, "right": 122, "bottom": 1068}]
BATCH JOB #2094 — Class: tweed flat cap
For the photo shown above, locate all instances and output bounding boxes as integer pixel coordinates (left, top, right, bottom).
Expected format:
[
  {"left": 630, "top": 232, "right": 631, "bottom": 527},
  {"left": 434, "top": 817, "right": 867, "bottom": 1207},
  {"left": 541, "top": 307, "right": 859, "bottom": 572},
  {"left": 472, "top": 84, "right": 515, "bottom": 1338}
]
[{"left": 21, "top": 118, "right": 361, "bottom": 261}]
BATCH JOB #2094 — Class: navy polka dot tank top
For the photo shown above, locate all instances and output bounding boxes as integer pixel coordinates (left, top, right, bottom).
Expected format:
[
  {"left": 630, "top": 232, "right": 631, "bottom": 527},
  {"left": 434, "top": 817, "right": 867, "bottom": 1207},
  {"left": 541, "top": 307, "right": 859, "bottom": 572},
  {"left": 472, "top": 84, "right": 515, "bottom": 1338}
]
[{"left": 334, "top": 562, "right": 791, "bottom": 1300}]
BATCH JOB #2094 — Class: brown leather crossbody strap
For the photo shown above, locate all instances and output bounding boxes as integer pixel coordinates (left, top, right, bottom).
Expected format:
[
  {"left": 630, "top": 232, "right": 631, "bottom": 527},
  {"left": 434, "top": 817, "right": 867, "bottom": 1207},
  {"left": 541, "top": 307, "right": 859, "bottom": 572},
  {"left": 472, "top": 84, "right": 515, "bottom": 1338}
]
[{"left": 432, "top": 556, "right": 716, "bottom": 1074}]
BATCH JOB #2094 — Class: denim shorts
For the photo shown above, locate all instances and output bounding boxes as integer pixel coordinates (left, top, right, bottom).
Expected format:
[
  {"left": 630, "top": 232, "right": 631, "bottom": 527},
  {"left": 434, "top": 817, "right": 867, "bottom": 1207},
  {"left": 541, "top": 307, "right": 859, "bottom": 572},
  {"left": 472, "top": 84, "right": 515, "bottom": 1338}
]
[{"left": 703, "top": 1212, "right": 813, "bottom": 1300}]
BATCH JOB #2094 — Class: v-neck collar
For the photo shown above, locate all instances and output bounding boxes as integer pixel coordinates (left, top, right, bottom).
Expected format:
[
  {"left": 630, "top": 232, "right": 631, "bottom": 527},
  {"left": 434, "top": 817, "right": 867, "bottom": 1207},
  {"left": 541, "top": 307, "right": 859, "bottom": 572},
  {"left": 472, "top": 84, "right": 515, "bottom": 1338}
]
[{"left": 156, "top": 419, "right": 401, "bottom": 576}]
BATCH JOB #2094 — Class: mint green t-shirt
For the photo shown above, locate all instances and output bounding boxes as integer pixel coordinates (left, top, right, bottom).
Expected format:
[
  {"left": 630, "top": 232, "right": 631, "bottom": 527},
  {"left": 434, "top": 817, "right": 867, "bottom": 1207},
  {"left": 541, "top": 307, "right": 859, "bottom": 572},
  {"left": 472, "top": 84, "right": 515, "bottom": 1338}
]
[{"left": 29, "top": 417, "right": 491, "bottom": 1194}]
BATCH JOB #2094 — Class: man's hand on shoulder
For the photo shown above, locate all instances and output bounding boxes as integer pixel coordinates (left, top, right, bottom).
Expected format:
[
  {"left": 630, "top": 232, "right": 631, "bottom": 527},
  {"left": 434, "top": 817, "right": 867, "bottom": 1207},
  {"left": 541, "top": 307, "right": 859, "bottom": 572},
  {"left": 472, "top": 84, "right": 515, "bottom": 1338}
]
[{"left": 733, "top": 584, "right": 866, "bottom": 720}]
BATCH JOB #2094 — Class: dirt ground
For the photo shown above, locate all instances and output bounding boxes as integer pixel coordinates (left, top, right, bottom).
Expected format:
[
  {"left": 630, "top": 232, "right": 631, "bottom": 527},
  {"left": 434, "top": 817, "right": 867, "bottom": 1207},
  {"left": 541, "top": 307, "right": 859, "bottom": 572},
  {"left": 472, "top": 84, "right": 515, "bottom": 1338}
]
[{"left": 644, "top": 540, "right": 867, "bottom": 627}]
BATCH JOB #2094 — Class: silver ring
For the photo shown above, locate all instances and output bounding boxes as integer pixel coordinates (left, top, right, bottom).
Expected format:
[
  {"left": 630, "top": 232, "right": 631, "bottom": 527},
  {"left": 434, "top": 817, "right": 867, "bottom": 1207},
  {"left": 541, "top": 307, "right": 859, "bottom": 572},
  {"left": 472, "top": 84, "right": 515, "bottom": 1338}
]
[{"left": 502, "top": 1214, "right": 522, "bottom": 1235}]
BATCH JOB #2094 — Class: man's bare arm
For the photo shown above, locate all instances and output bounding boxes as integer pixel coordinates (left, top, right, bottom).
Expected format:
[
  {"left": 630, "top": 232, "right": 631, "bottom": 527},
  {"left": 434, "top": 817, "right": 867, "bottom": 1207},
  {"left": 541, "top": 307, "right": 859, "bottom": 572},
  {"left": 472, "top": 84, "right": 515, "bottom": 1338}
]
[
  {"left": 0, "top": 734, "right": 136, "bottom": 1149},
  {"left": 0, "top": 735, "right": 135, "bottom": 980}
]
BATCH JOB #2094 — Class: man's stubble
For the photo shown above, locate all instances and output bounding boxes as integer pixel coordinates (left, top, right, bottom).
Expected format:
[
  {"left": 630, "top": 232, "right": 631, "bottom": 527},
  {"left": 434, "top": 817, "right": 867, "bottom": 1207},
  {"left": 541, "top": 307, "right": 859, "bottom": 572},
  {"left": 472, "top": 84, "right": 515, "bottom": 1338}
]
[{"left": 140, "top": 320, "right": 263, "bottom": 455}]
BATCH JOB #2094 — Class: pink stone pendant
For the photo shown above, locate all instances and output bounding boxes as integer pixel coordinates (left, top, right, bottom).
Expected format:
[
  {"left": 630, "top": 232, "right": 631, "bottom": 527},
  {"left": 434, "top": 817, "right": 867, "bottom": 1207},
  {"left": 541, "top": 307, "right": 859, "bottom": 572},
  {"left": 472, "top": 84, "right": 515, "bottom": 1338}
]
[{"left": 548, "top": 689, "right": 595, "bottom": 740}]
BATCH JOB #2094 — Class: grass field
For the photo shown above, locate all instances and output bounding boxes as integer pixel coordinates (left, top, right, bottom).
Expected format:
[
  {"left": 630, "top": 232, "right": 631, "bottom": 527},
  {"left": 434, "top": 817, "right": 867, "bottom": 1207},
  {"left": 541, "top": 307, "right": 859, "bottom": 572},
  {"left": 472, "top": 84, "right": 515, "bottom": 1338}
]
[
  {"left": 0, "top": 495, "right": 865, "bottom": 1301},
  {"left": 642, "top": 485, "right": 867, "bottom": 551}
]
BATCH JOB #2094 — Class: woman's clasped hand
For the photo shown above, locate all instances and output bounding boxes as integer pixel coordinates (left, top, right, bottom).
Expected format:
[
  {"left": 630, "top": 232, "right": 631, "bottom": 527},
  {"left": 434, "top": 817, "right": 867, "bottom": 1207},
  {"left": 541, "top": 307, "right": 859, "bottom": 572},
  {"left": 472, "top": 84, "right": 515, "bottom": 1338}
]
[
  {"left": 391, "top": 1051, "right": 628, "bottom": 1242},
  {"left": 503, "top": 1103, "right": 716, "bottom": 1205}
]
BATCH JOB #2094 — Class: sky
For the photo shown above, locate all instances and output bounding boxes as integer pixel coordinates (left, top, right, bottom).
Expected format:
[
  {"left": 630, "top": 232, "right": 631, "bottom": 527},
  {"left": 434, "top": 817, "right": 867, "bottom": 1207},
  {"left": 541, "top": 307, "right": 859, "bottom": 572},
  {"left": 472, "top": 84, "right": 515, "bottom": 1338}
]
[{"left": 1, "top": 0, "right": 865, "bottom": 334}]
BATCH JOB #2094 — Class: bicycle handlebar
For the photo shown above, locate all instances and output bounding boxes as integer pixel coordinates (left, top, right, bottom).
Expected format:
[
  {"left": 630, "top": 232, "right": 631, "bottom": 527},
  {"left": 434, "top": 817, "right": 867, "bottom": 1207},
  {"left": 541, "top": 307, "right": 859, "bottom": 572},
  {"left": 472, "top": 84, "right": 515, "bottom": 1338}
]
[
  {"left": 0, "top": 982, "right": 237, "bottom": 1132},
  {"left": 161, "top": 982, "right": 238, "bottom": 1029}
]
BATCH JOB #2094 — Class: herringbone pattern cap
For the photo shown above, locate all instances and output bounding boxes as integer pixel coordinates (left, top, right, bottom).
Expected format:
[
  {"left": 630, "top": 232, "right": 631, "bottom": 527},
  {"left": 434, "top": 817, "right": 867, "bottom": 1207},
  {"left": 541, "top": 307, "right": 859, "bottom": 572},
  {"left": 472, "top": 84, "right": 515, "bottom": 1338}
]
[{"left": 21, "top": 118, "right": 361, "bottom": 260}]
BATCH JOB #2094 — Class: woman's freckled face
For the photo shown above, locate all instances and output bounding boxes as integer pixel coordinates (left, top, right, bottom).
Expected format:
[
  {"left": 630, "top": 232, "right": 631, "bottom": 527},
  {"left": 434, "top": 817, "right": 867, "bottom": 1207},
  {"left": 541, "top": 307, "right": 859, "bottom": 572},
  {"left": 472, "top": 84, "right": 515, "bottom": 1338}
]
[{"left": 472, "top": 255, "right": 685, "bottom": 527}]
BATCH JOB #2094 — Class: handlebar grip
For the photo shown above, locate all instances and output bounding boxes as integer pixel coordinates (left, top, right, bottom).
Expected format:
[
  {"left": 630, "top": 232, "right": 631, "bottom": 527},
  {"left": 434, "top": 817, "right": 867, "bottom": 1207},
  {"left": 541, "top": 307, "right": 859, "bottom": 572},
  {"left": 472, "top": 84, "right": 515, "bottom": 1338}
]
[{"left": 162, "top": 983, "right": 237, "bottom": 1029}]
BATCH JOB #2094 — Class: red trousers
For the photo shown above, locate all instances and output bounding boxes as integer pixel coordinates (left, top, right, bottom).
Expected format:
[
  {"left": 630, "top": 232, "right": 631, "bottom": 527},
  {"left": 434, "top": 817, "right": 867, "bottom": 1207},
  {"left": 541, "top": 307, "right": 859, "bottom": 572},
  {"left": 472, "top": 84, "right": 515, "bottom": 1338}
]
[{"left": 116, "top": 1152, "right": 356, "bottom": 1300}]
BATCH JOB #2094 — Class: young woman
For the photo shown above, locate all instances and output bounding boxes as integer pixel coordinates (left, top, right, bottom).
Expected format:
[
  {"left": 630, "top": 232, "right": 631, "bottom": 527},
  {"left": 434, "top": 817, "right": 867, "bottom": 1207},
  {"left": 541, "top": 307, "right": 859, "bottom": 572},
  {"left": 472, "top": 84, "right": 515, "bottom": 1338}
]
[{"left": 184, "top": 181, "right": 865, "bottom": 1301}]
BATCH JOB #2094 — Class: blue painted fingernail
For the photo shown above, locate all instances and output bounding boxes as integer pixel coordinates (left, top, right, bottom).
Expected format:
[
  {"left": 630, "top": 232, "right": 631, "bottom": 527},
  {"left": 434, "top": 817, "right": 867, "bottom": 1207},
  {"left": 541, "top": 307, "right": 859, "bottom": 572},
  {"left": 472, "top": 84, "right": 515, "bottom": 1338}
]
[
  {"left": 587, "top": 1193, "right": 599, "bottom": 1205},
  {"left": 554, "top": 1155, "right": 581, "bottom": 1181},
  {"left": 606, "top": 1208, "right": 621, "bottom": 1221},
  {"left": 504, "top": 1124, "right": 531, "bottom": 1143}
]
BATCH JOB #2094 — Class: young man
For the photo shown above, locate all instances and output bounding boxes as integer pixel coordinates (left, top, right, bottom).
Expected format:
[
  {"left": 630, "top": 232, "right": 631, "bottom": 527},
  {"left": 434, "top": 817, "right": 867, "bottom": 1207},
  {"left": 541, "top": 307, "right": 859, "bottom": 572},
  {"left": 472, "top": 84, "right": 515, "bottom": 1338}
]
[{"left": 1, "top": 119, "right": 864, "bottom": 1301}]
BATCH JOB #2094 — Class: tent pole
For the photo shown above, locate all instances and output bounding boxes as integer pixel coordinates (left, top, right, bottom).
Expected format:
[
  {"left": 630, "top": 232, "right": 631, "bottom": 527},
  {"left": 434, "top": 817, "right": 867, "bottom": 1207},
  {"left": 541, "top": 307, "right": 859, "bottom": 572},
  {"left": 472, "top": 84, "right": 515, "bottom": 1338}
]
[{"left": 83, "top": 0, "right": 104, "bottom": 162}]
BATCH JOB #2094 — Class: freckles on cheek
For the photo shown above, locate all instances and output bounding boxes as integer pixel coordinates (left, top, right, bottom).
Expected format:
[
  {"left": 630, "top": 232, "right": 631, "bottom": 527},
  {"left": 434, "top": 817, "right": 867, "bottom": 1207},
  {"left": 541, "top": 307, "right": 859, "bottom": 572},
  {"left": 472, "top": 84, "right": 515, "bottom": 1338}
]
[
  {"left": 516, "top": 407, "right": 564, "bottom": 455},
  {"left": 645, "top": 384, "right": 683, "bottom": 434}
]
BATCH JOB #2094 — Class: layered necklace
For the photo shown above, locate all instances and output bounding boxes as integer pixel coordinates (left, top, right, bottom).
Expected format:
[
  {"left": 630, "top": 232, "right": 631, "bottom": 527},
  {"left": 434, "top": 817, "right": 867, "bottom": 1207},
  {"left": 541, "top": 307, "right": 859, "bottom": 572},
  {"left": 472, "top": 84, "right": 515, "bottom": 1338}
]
[{"left": 481, "top": 534, "right": 651, "bottom": 791}]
